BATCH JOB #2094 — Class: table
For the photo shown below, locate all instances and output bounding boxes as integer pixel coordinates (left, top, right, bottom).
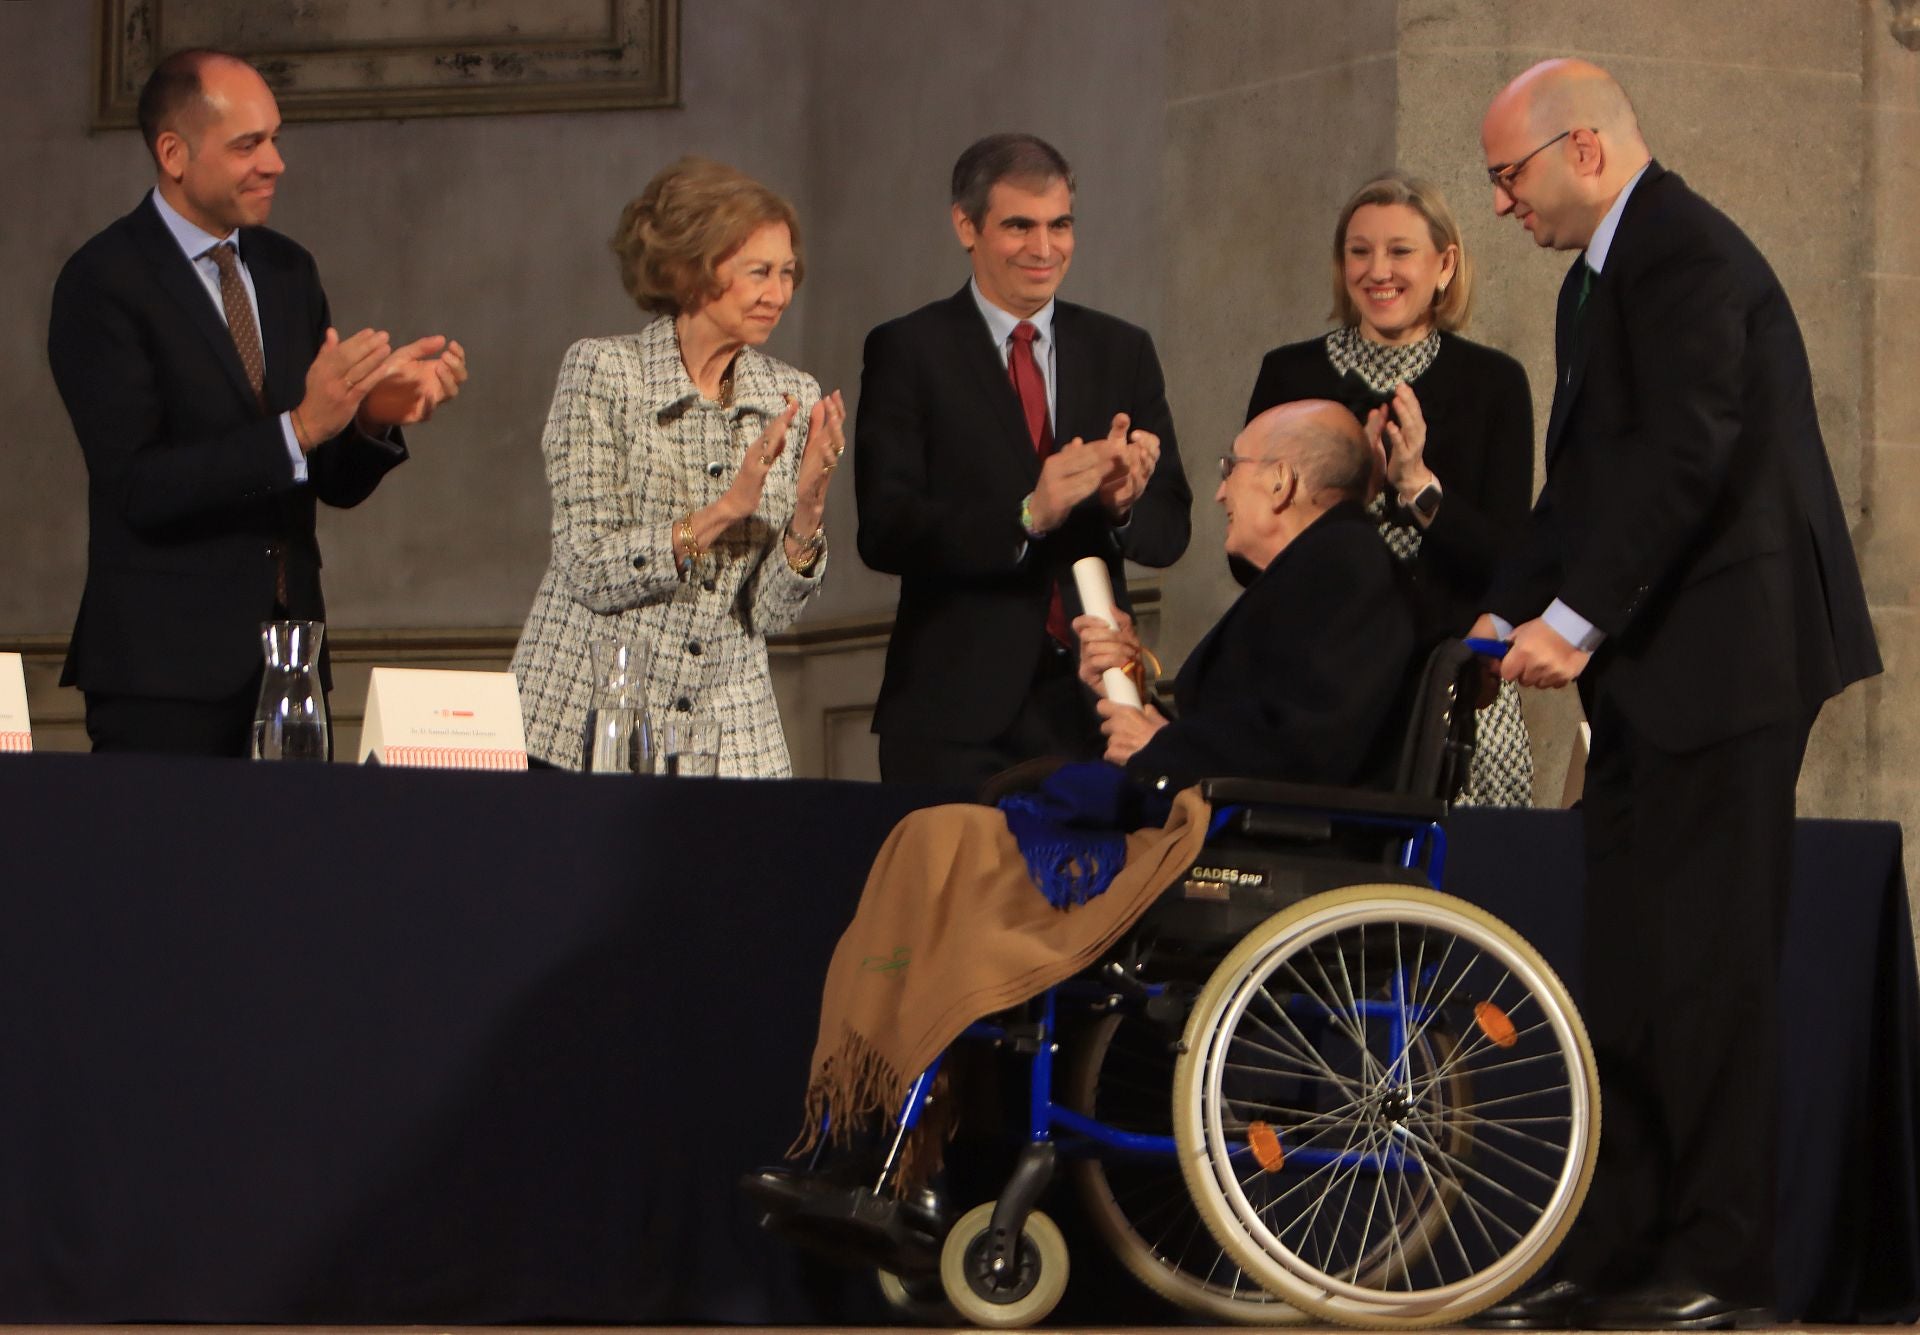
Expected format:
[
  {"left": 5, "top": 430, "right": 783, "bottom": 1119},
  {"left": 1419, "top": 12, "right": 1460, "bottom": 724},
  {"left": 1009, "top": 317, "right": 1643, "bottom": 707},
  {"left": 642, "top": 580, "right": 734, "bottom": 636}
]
[{"left": 0, "top": 753, "right": 1913, "bottom": 1323}]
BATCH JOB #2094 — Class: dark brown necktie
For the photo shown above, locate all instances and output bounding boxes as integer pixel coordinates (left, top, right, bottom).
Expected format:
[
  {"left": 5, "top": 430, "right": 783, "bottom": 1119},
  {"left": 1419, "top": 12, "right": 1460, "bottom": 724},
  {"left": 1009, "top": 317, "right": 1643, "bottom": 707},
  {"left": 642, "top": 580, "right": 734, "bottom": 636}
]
[
  {"left": 206, "top": 242, "right": 267, "bottom": 409},
  {"left": 208, "top": 241, "right": 287, "bottom": 604},
  {"left": 1009, "top": 321, "right": 1070, "bottom": 647}
]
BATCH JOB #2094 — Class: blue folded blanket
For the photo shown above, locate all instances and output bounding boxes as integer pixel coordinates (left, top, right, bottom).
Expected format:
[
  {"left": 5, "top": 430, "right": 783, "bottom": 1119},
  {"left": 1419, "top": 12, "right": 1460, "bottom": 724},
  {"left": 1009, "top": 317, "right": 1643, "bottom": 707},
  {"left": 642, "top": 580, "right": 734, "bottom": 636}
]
[{"left": 997, "top": 762, "right": 1173, "bottom": 909}]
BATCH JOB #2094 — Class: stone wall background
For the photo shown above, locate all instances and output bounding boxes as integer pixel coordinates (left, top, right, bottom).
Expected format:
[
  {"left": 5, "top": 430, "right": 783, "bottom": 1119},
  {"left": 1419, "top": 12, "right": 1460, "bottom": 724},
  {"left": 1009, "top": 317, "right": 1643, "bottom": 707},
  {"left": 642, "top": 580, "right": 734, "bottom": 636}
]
[
  {"left": 2, "top": 1, "right": 1914, "bottom": 906},
  {"left": 1161, "top": 0, "right": 1909, "bottom": 901}
]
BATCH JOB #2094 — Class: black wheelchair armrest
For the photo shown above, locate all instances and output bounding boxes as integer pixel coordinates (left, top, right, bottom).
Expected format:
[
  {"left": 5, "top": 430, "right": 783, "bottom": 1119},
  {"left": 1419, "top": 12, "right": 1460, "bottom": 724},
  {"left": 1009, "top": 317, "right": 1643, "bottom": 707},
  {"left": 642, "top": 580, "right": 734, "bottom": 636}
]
[{"left": 1199, "top": 776, "right": 1447, "bottom": 825}]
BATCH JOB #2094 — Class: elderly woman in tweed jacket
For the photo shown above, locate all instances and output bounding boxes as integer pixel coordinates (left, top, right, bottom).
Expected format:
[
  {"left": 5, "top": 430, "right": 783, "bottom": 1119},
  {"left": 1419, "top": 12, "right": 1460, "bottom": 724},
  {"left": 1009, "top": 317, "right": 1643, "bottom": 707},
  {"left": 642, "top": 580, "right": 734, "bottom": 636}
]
[{"left": 512, "top": 158, "right": 845, "bottom": 773}]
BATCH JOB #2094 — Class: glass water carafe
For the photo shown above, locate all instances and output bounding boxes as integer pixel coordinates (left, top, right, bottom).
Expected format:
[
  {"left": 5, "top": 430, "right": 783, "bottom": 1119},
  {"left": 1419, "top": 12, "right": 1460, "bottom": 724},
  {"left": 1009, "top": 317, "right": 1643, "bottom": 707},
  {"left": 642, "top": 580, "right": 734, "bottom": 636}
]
[
  {"left": 251, "top": 620, "right": 331, "bottom": 761},
  {"left": 581, "top": 638, "right": 652, "bottom": 773}
]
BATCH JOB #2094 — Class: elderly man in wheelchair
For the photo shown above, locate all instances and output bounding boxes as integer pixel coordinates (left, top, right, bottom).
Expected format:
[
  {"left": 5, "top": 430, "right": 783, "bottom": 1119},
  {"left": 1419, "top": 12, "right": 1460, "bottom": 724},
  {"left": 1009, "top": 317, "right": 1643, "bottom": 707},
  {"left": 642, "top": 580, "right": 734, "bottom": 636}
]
[{"left": 746, "top": 401, "right": 1599, "bottom": 1329}]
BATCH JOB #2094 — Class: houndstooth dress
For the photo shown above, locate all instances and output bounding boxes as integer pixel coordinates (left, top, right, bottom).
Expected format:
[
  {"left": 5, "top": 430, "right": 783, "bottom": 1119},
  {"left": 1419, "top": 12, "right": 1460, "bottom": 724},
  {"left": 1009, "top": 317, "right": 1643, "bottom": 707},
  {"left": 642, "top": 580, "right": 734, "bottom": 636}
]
[
  {"left": 511, "top": 317, "right": 825, "bottom": 774},
  {"left": 1328, "top": 328, "right": 1534, "bottom": 808}
]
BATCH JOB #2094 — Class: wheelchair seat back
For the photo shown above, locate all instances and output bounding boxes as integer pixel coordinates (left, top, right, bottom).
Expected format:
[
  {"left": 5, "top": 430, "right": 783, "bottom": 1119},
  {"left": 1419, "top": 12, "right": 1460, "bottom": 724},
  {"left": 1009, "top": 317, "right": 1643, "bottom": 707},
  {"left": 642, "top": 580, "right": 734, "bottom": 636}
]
[{"left": 1394, "top": 636, "right": 1483, "bottom": 805}]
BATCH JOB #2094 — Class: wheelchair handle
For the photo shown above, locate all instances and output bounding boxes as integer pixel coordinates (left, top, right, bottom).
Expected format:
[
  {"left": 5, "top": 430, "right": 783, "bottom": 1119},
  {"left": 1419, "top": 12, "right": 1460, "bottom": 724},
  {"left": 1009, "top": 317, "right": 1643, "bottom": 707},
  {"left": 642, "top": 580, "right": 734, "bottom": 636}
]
[{"left": 1463, "top": 637, "right": 1511, "bottom": 659}]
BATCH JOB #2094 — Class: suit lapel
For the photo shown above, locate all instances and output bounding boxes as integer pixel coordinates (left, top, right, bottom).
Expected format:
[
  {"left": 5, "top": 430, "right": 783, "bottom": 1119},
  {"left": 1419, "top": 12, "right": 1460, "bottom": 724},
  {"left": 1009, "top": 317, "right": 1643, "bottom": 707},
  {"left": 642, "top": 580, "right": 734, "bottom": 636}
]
[
  {"left": 129, "top": 197, "right": 263, "bottom": 411},
  {"left": 941, "top": 286, "right": 1043, "bottom": 479},
  {"left": 1178, "top": 550, "right": 1283, "bottom": 699},
  {"left": 1544, "top": 258, "right": 1587, "bottom": 463},
  {"left": 1544, "top": 164, "right": 1668, "bottom": 467},
  {"left": 1051, "top": 302, "right": 1094, "bottom": 445},
  {"left": 241, "top": 230, "right": 302, "bottom": 413}
]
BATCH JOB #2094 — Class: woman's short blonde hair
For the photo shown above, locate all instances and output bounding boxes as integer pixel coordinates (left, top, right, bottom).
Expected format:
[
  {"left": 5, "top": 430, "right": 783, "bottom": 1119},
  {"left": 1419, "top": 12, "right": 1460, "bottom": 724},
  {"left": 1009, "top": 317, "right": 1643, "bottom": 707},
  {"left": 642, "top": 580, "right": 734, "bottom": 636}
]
[
  {"left": 1329, "top": 172, "right": 1472, "bottom": 332},
  {"left": 611, "top": 157, "right": 804, "bottom": 316}
]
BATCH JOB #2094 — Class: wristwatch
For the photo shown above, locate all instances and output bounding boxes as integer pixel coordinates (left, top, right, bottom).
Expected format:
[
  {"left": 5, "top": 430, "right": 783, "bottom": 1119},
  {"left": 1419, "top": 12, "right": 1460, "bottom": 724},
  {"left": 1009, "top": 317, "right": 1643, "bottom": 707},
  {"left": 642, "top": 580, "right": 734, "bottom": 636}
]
[{"left": 1407, "top": 480, "right": 1443, "bottom": 525}]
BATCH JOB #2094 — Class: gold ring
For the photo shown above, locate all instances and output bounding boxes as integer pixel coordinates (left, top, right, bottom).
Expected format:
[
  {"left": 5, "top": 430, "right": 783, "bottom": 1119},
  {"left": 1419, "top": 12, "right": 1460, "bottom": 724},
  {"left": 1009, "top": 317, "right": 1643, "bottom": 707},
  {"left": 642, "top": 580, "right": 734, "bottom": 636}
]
[
  {"left": 761, "top": 452, "right": 773, "bottom": 467},
  {"left": 821, "top": 461, "right": 838, "bottom": 474}
]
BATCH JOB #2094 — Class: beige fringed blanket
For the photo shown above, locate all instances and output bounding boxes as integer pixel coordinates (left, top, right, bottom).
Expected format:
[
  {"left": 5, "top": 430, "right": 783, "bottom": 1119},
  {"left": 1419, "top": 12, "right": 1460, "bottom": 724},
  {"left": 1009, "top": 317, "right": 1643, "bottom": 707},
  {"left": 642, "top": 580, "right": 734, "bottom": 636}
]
[{"left": 795, "top": 787, "right": 1210, "bottom": 1189}]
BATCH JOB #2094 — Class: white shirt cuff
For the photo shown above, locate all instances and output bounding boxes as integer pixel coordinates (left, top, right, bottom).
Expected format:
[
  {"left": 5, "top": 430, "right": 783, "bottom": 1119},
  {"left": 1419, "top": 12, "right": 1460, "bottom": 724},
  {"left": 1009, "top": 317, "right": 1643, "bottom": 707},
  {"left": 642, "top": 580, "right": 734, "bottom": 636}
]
[
  {"left": 1544, "top": 598, "right": 1606, "bottom": 652},
  {"left": 280, "top": 413, "right": 308, "bottom": 484}
]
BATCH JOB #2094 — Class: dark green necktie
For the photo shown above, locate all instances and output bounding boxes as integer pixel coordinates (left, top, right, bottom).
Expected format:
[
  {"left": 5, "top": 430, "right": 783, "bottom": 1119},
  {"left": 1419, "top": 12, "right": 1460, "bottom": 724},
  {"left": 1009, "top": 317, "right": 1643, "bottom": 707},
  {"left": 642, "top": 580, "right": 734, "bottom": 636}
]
[{"left": 1576, "top": 258, "right": 1595, "bottom": 314}]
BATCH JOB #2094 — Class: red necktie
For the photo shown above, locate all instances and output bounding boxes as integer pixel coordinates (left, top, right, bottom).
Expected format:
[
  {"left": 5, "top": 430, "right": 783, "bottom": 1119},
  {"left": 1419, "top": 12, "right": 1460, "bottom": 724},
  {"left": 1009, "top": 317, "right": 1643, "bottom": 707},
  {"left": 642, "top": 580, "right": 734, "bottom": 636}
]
[{"left": 1009, "top": 322, "right": 1070, "bottom": 647}]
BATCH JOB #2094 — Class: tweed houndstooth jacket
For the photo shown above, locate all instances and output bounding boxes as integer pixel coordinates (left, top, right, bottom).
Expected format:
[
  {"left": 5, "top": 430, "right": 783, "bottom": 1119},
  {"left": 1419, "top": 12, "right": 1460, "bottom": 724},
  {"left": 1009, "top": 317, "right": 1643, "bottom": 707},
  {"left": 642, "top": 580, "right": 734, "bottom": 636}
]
[{"left": 511, "top": 316, "right": 825, "bottom": 773}]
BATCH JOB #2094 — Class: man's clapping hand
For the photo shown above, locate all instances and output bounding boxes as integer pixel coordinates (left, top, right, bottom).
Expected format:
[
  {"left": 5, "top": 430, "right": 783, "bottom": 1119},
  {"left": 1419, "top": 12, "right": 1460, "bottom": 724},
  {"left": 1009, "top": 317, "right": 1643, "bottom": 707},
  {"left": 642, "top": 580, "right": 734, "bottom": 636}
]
[
  {"left": 1028, "top": 429, "right": 1126, "bottom": 533},
  {"left": 1096, "top": 412, "right": 1159, "bottom": 518},
  {"left": 358, "top": 337, "right": 468, "bottom": 429}
]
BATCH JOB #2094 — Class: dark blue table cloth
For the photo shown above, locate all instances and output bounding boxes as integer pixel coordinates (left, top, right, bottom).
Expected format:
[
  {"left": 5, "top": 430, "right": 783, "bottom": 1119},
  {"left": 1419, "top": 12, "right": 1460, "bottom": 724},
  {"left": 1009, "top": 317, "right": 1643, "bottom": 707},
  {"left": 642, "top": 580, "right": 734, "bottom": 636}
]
[{"left": 0, "top": 753, "right": 1912, "bottom": 1323}]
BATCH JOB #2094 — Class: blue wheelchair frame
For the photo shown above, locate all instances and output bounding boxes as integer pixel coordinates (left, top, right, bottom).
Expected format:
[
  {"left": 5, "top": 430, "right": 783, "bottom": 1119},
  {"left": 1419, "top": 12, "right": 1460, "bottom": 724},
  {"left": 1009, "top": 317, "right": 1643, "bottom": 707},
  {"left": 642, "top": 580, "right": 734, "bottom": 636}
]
[
  {"left": 872, "top": 636, "right": 1517, "bottom": 1282},
  {"left": 870, "top": 802, "right": 1455, "bottom": 1255},
  {"left": 795, "top": 636, "right": 1518, "bottom": 1305}
]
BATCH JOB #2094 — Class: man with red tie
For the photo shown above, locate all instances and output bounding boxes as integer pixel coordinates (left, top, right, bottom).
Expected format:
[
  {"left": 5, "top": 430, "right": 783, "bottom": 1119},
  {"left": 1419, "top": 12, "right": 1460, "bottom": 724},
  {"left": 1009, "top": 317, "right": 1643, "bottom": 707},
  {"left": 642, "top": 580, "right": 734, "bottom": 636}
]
[
  {"left": 47, "top": 49, "right": 466, "bottom": 756},
  {"left": 854, "top": 133, "right": 1191, "bottom": 784}
]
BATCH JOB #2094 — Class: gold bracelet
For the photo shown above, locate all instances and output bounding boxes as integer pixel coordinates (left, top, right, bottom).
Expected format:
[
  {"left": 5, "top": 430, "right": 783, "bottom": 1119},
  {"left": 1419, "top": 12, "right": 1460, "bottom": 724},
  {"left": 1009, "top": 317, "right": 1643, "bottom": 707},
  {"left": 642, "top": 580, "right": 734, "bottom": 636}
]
[
  {"left": 678, "top": 513, "right": 703, "bottom": 563},
  {"left": 290, "top": 405, "right": 311, "bottom": 450},
  {"left": 783, "top": 522, "right": 826, "bottom": 574}
]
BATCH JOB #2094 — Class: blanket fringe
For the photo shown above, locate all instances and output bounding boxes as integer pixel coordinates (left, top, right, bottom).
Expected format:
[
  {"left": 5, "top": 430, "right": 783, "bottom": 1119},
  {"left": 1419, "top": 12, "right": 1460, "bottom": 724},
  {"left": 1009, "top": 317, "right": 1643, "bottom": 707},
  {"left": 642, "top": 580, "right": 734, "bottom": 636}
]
[{"left": 787, "top": 1022, "right": 956, "bottom": 1193}]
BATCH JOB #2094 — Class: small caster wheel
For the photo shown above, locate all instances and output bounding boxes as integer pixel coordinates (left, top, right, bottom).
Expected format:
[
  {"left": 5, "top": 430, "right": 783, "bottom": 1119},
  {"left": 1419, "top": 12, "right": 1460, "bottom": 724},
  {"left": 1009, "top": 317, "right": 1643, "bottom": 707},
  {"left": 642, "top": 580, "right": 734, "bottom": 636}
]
[{"left": 938, "top": 1200, "right": 1069, "bottom": 1329}]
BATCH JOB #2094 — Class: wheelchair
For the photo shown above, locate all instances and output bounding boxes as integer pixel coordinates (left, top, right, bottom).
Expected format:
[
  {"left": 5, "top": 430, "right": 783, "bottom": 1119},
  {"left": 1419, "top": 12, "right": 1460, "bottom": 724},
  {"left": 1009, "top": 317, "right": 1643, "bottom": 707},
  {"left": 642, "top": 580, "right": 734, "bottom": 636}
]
[{"left": 752, "top": 639, "right": 1599, "bottom": 1329}]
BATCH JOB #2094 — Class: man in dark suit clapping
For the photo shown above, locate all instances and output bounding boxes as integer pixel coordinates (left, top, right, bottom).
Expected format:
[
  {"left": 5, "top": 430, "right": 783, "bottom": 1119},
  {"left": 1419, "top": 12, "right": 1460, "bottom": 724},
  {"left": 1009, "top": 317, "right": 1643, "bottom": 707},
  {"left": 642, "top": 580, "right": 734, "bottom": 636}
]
[
  {"left": 854, "top": 133, "right": 1190, "bottom": 785},
  {"left": 48, "top": 49, "right": 467, "bottom": 757},
  {"left": 1469, "top": 59, "right": 1880, "bottom": 1330}
]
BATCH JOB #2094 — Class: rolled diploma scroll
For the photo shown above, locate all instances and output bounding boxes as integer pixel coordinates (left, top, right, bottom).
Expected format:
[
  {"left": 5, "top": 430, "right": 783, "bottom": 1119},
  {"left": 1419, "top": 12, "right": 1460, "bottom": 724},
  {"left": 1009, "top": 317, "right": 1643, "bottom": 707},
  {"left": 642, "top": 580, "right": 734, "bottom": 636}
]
[{"left": 1070, "top": 557, "right": 1144, "bottom": 708}]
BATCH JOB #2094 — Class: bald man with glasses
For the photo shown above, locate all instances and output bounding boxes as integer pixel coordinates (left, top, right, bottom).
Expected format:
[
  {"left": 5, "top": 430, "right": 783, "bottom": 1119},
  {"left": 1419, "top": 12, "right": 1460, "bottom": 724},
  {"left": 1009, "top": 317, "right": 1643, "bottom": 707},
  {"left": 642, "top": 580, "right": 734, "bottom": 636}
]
[{"left": 1468, "top": 58, "right": 1879, "bottom": 1331}]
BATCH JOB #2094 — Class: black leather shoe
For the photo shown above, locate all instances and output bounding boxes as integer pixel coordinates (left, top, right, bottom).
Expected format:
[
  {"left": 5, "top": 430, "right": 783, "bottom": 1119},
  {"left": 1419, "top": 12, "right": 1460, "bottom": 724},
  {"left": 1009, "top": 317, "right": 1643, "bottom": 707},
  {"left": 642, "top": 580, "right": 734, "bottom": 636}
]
[
  {"left": 1470, "top": 1278, "right": 1590, "bottom": 1328},
  {"left": 740, "top": 1166, "right": 947, "bottom": 1275},
  {"left": 1586, "top": 1280, "right": 1774, "bottom": 1330}
]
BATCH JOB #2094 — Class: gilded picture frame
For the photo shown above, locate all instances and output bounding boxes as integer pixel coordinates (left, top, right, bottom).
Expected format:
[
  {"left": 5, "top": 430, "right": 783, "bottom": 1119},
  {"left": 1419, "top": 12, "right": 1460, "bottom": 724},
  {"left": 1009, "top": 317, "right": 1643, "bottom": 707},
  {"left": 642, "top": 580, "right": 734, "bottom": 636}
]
[{"left": 93, "top": 0, "right": 680, "bottom": 126}]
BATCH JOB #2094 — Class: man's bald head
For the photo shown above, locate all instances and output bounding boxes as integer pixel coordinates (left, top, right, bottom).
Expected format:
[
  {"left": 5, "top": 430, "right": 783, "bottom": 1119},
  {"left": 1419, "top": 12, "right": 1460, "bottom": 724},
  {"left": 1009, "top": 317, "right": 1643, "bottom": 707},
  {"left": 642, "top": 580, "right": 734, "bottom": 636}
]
[
  {"left": 1218, "top": 400, "right": 1373, "bottom": 571},
  {"left": 1245, "top": 400, "right": 1373, "bottom": 503},
  {"left": 1489, "top": 58, "right": 1646, "bottom": 153},
  {"left": 137, "top": 48, "right": 253, "bottom": 165},
  {"left": 1482, "top": 59, "right": 1652, "bottom": 251}
]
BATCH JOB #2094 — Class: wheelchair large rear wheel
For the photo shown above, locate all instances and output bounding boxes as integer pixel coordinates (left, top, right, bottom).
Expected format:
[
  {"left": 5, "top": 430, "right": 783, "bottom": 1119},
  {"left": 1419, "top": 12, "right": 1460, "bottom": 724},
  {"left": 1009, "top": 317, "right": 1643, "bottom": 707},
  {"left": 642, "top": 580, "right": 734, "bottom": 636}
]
[
  {"left": 1065, "top": 1010, "right": 1307, "bottom": 1324},
  {"left": 1173, "top": 885, "right": 1598, "bottom": 1329}
]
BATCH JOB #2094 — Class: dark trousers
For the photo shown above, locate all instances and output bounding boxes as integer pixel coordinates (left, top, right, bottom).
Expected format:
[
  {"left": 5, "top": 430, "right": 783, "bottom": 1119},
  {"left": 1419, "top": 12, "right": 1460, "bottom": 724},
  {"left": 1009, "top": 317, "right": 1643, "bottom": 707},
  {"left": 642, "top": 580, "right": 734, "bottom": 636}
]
[
  {"left": 85, "top": 676, "right": 264, "bottom": 759},
  {"left": 878, "top": 645, "right": 1101, "bottom": 787},
  {"left": 1557, "top": 682, "right": 1815, "bottom": 1304}
]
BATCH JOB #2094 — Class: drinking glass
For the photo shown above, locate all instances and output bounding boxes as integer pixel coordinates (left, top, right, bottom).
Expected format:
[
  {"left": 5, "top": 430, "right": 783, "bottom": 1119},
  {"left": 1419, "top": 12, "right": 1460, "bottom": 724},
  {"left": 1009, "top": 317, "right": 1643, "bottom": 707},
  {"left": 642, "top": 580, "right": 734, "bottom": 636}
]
[{"left": 657, "top": 711, "right": 719, "bottom": 777}]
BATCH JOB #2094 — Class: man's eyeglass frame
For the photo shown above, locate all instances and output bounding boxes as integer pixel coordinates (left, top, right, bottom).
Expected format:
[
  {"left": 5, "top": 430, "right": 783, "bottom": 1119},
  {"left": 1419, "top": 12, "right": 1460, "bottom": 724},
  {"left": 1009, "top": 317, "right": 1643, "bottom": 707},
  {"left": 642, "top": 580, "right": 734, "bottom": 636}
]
[
  {"left": 1487, "top": 127, "right": 1590, "bottom": 191},
  {"left": 1217, "top": 453, "right": 1271, "bottom": 480}
]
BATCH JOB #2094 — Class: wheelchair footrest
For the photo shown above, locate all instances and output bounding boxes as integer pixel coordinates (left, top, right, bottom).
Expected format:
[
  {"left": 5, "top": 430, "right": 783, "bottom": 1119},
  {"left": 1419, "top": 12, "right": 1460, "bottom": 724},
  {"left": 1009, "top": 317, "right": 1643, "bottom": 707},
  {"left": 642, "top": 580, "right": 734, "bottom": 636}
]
[{"left": 741, "top": 1166, "right": 946, "bottom": 1276}]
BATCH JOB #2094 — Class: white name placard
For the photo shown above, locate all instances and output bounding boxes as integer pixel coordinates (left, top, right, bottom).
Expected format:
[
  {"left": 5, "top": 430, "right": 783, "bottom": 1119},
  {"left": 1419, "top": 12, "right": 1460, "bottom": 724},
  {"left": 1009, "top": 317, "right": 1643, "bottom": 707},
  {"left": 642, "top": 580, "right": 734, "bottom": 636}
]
[
  {"left": 0, "top": 653, "right": 29, "bottom": 753},
  {"left": 358, "top": 667, "right": 527, "bottom": 770}
]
